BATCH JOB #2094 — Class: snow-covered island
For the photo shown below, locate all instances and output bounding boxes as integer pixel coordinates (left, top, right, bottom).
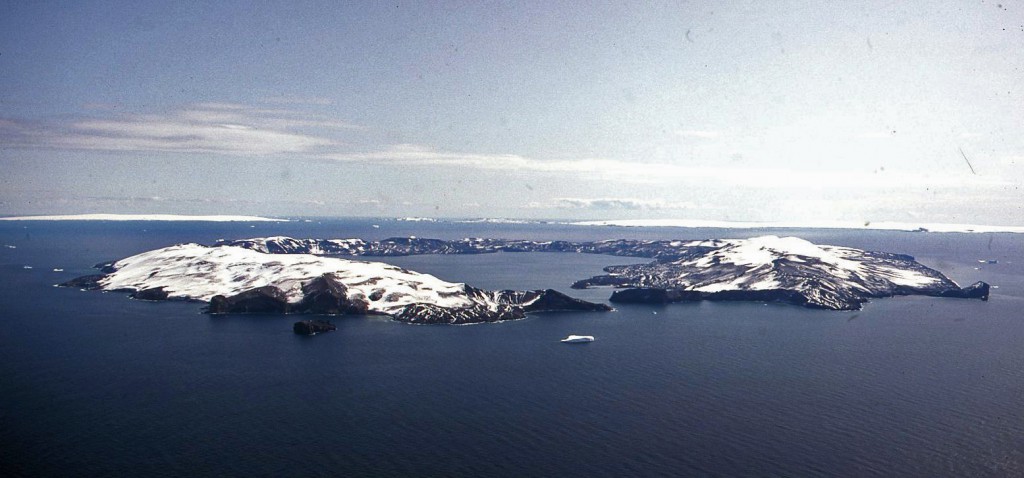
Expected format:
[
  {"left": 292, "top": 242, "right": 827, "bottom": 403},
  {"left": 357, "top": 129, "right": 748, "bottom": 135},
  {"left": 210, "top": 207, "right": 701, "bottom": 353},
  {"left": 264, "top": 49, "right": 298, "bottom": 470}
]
[
  {"left": 60, "top": 243, "right": 610, "bottom": 324},
  {"left": 215, "top": 235, "right": 990, "bottom": 311},
  {"left": 62, "top": 235, "right": 990, "bottom": 320},
  {"left": 572, "top": 235, "right": 989, "bottom": 310}
]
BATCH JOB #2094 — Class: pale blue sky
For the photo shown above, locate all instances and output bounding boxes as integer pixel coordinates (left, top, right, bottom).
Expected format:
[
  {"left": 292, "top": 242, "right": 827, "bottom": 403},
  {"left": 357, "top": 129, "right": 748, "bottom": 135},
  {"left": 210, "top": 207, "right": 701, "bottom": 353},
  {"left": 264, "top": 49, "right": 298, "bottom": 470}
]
[{"left": 1, "top": 1, "right": 1022, "bottom": 223}]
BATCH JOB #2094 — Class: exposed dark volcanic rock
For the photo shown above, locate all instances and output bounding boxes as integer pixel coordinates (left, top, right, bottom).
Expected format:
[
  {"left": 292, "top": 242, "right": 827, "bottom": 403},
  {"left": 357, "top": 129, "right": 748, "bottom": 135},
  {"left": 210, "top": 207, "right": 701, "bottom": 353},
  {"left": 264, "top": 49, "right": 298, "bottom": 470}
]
[
  {"left": 59, "top": 274, "right": 107, "bottom": 290},
  {"left": 131, "top": 287, "right": 169, "bottom": 301},
  {"left": 293, "top": 319, "right": 337, "bottom": 335},
  {"left": 208, "top": 286, "right": 291, "bottom": 314},
  {"left": 497, "top": 288, "right": 614, "bottom": 313},
  {"left": 394, "top": 302, "right": 526, "bottom": 324},
  {"left": 298, "top": 275, "right": 370, "bottom": 315},
  {"left": 935, "top": 281, "right": 990, "bottom": 300}
]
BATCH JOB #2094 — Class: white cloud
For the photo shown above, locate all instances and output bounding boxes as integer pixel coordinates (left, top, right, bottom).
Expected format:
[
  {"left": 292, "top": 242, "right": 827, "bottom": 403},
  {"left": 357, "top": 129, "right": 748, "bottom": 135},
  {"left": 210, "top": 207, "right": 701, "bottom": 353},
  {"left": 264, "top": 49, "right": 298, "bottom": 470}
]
[
  {"left": 3, "top": 105, "right": 1015, "bottom": 194},
  {"left": 329, "top": 144, "right": 1009, "bottom": 189},
  {"left": 4, "top": 103, "right": 358, "bottom": 156}
]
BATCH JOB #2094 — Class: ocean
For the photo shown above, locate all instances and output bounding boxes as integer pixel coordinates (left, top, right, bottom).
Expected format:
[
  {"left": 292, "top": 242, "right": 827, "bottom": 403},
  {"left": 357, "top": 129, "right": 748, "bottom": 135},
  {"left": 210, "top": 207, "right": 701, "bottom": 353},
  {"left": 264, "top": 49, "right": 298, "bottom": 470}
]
[{"left": 2, "top": 219, "right": 1022, "bottom": 477}]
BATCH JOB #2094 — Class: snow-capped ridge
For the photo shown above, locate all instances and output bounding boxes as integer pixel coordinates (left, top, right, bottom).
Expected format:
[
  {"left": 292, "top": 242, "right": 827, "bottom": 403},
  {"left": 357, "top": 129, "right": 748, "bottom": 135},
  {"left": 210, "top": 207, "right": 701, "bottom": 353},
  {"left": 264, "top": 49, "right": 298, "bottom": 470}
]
[
  {"left": 577, "top": 236, "right": 985, "bottom": 310},
  {"left": 71, "top": 242, "right": 610, "bottom": 323},
  {"left": 100, "top": 243, "right": 474, "bottom": 311}
]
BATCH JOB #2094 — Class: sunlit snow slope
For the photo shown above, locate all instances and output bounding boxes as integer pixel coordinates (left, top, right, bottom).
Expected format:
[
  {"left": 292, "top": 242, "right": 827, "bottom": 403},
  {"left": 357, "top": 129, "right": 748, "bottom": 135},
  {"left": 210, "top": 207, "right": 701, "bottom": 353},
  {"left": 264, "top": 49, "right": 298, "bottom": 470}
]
[
  {"left": 71, "top": 243, "right": 608, "bottom": 323},
  {"left": 575, "top": 236, "right": 989, "bottom": 310}
]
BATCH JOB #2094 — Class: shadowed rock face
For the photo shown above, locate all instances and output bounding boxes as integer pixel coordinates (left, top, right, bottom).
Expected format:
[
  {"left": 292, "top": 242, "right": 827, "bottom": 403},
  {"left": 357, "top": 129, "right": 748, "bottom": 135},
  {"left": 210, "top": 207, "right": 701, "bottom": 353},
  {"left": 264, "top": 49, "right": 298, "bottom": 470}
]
[
  {"left": 59, "top": 274, "right": 107, "bottom": 290},
  {"left": 293, "top": 319, "right": 336, "bottom": 335},
  {"left": 499, "top": 288, "right": 614, "bottom": 313},
  {"left": 298, "top": 275, "right": 369, "bottom": 315},
  {"left": 131, "top": 287, "right": 169, "bottom": 301},
  {"left": 208, "top": 286, "right": 291, "bottom": 314}
]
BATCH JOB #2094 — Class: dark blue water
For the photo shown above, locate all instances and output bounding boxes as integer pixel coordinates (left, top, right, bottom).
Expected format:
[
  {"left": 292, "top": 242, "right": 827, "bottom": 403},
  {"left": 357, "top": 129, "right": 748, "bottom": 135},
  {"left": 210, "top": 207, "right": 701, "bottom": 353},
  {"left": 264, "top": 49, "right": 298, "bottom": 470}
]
[{"left": 2, "top": 219, "right": 1023, "bottom": 477}]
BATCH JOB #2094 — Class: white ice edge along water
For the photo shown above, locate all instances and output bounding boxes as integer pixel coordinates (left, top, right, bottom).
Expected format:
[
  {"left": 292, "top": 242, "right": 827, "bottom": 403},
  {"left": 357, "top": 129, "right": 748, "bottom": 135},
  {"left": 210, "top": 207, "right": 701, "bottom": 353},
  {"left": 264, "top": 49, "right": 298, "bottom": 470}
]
[
  {"left": 402, "top": 217, "right": 1024, "bottom": 233},
  {"left": 0, "top": 214, "right": 287, "bottom": 222},
  {"left": 568, "top": 219, "right": 1024, "bottom": 234},
  {"left": 359, "top": 216, "right": 1024, "bottom": 233}
]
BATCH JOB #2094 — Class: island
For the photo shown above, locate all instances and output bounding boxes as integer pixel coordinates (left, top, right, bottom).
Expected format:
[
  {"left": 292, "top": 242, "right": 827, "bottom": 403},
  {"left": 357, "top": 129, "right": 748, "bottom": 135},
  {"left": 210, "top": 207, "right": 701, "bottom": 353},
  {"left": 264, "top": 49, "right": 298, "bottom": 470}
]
[
  {"left": 215, "top": 235, "right": 989, "bottom": 311},
  {"left": 62, "top": 235, "right": 989, "bottom": 320},
  {"left": 61, "top": 243, "right": 610, "bottom": 324}
]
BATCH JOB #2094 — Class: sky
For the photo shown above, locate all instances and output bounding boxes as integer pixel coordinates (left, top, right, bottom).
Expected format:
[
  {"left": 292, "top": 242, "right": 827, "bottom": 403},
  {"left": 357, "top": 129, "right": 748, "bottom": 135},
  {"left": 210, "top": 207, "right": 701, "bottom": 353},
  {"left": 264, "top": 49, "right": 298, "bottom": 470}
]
[{"left": 1, "top": 1, "right": 1022, "bottom": 224}]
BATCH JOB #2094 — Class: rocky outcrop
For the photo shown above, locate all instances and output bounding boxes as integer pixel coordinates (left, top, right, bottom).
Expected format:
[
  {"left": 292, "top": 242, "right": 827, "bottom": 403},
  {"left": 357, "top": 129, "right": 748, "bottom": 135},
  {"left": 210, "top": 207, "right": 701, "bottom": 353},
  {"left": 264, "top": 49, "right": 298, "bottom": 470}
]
[
  {"left": 131, "top": 287, "right": 169, "bottom": 301},
  {"left": 394, "top": 302, "right": 526, "bottom": 324},
  {"left": 59, "top": 274, "right": 107, "bottom": 290},
  {"left": 297, "top": 275, "right": 370, "bottom": 315},
  {"left": 208, "top": 286, "right": 291, "bottom": 314},
  {"left": 293, "top": 319, "right": 337, "bottom": 335},
  {"left": 496, "top": 288, "right": 614, "bottom": 313},
  {"left": 933, "top": 281, "right": 990, "bottom": 300}
]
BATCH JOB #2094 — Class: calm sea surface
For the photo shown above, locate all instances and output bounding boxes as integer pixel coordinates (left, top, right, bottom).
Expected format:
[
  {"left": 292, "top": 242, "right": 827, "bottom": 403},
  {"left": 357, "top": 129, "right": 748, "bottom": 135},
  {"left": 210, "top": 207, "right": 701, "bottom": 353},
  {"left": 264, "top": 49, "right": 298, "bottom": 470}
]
[{"left": 2, "top": 219, "right": 1023, "bottom": 477}]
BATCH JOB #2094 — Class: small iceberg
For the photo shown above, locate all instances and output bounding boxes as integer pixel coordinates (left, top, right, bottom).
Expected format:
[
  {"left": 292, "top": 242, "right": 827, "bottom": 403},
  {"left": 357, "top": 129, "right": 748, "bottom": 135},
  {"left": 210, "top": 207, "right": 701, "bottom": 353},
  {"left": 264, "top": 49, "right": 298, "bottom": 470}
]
[
  {"left": 561, "top": 335, "right": 595, "bottom": 343},
  {"left": 53, "top": 268, "right": 64, "bottom": 272}
]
